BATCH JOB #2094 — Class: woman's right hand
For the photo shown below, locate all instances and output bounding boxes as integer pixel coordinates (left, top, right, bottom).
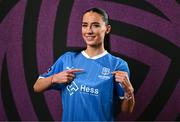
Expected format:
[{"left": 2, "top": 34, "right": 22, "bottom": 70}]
[{"left": 52, "top": 69, "right": 83, "bottom": 84}]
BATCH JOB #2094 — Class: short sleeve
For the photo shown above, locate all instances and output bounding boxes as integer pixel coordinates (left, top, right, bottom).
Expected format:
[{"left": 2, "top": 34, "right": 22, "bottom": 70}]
[
  {"left": 38, "top": 56, "right": 64, "bottom": 90},
  {"left": 39, "top": 58, "right": 63, "bottom": 78}
]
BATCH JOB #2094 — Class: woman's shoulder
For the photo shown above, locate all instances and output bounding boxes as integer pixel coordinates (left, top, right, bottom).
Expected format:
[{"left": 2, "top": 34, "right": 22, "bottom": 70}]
[
  {"left": 63, "top": 51, "right": 77, "bottom": 55},
  {"left": 107, "top": 53, "right": 127, "bottom": 64},
  {"left": 108, "top": 53, "right": 129, "bottom": 72}
]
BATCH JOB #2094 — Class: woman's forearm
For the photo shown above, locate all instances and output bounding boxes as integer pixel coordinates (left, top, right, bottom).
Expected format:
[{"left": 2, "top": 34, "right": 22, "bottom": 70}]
[
  {"left": 121, "top": 94, "right": 135, "bottom": 113},
  {"left": 33, "top": 75, "right": 53, "bottom": 93}
]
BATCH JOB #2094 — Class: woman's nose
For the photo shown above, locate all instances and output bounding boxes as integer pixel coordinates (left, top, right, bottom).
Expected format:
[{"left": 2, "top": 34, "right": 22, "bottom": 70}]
[{"left": 86, "top": 26, "right": 93, "bottom": 34}]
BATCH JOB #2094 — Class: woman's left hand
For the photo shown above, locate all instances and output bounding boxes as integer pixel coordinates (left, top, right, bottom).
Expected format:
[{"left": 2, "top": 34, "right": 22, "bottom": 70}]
[
  {"left": 112, "top": 71, "right": 134, "bottom": 97},
  {"left": 112, "top": 71, "right": 135, "bottom": 113}
]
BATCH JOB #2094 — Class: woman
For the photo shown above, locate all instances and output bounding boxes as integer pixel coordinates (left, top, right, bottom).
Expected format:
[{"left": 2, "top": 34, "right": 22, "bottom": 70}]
[{"left": 33, "top": 7, "right": 135, "bottom": 121}]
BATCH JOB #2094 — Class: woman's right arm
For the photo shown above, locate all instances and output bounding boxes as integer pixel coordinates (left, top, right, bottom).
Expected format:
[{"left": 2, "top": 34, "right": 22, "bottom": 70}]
[
  {"left": 33, "top": 75, "right": 54, "bottom": 93},
  {"left": 33, "top": 69, "right": 83, "bottom": 93}
]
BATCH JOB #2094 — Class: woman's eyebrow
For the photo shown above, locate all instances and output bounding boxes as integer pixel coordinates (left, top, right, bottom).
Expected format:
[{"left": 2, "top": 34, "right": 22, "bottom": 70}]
[
  {"left": 82, "top": 22, "right": 87, "bottom": 24},
  {"left": 82, "top": 22, "right": 100, "bottom": 24},
  {"left": 91, "top": 22, "right": 100, "bottom": 25}
]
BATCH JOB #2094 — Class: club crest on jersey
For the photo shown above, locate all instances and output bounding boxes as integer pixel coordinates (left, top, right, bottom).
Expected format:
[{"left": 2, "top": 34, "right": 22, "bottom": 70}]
[
  {"left": 98, "top": 67, "right": 111, "bottom": 80},
  {"left": 101, "top": 67, "right": 110, "bottom": 75}
]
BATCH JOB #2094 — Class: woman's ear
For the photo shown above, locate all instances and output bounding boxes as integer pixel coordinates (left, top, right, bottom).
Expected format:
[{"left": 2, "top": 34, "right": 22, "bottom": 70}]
[{"left": 106, "top": 25, "right": 111, "bottom": 34}]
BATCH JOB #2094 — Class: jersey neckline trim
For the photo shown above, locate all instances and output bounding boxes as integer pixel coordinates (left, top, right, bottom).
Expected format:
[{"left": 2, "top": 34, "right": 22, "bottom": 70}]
[{"left": 81, "top": 50, "right": 108, "bottom": 59}]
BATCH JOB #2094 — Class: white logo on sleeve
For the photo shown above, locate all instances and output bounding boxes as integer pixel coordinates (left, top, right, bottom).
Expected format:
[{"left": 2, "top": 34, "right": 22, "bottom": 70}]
[{"left": 66, "top": 66, "right": 74, "bottom": 70}]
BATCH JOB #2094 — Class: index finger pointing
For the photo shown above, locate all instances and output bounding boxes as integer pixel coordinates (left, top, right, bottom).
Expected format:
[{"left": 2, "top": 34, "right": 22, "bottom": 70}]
[{"left": 67, "top": 69, "right": 84, "bottom": 73}]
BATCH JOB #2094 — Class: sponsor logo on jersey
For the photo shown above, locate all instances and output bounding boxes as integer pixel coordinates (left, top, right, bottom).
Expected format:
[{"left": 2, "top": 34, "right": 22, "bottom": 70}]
[
  {"left": 80, "top": 85, "right": 99, "bottom": 95},
  {"left": 66, "top": 81, "right": 99, "bottom": 96},
  {"left": 66, "top": 81, "right": 79, "bottom": 95},
  {"left": 98, "top": 67, "right": 111, "bottom": 80}
]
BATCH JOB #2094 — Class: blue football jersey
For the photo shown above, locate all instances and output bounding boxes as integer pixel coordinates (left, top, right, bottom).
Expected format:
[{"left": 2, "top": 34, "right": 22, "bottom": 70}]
[{"left": 39, "top": 51, "right": 130, "bottom": 121}]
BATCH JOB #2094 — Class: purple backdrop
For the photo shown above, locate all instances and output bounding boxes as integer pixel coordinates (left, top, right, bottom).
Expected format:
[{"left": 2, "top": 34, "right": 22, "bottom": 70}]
[{"left": 0, "top": 0, "right": 179, "bottom": 121}]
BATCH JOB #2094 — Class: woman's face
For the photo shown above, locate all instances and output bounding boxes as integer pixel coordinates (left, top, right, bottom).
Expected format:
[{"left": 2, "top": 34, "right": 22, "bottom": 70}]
[{"left": 82, "top": 12, "right": 110, "bottom": 48}]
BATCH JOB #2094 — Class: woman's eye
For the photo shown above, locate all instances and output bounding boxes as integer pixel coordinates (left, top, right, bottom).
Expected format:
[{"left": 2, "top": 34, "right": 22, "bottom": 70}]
[
  {"left": 93, "top": 24, "right": 100, "bottom": 27},
  {"left": 82, "top": 24, "right": 87, "bottom": 27}
]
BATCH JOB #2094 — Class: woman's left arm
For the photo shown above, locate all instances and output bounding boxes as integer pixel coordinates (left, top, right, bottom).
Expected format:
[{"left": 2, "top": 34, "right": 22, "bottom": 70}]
[
  {"left": 112, "top": 71, "right": 135, "bottom": 113},
  {"left": 121, "top": 91, "right": 135, "bottom": 113}
]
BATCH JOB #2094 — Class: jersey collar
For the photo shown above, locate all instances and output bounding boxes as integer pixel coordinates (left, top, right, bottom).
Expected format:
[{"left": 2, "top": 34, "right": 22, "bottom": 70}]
[{"left": 81, "top": 50, "right": 108, "bottom": 60}]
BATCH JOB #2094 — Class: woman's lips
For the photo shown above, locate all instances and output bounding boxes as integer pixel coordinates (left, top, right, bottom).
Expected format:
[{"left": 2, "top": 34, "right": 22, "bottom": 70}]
[{"left": 86, "top": 36, "right": 95, "bottom": 41}]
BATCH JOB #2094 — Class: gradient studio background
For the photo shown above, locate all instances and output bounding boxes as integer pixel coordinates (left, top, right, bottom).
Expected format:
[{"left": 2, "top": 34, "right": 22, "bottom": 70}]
[{"left": 0, "top": 0, "right": 179, "bottom": 121}]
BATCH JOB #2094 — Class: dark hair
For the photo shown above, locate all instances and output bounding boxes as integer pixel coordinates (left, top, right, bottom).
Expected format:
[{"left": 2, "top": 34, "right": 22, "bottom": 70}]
[{"left": 83, "top": 7, "right": 109, "bottom": 25}]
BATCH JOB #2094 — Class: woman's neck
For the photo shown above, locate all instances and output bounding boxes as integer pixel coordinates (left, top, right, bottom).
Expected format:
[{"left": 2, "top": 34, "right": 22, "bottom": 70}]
[{"left": 85, "top": 46, "right": 105, "bottom": 57}]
